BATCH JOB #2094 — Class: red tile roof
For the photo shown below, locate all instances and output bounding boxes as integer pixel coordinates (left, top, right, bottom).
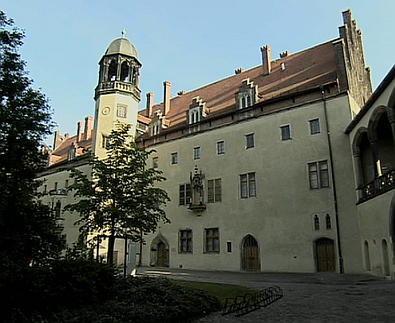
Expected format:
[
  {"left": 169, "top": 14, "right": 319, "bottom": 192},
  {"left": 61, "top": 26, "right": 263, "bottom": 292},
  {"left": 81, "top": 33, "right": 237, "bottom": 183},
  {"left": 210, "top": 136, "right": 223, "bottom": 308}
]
[{"left": 139, "top": 40, "right": 340, "bottom": 128}]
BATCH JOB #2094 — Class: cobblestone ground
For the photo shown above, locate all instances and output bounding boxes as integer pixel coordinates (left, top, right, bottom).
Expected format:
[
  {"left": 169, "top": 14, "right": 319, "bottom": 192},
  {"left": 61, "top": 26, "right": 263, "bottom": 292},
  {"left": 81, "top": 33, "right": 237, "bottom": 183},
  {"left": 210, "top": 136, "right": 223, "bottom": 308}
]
[
  {"left": 139, "top": 268, "right": 395, "bottom": 323},
  {"left": 197, "top": 281, "right": 395, "bottom": 323}
]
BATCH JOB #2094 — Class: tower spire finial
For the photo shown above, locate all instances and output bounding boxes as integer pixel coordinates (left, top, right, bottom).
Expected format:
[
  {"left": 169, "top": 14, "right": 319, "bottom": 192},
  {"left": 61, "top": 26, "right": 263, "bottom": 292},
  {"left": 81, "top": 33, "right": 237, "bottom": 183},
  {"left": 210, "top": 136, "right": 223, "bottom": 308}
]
[{"left": 121, "top": 28, "right": 127, "bottom": 38}]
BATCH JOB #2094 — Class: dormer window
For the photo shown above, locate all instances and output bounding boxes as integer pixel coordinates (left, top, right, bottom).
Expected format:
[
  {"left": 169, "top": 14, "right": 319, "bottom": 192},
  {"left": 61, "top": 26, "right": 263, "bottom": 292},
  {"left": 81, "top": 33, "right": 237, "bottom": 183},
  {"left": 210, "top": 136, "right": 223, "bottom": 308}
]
[
  {"left": 152, "top": 122, "right": 160, "bottom": 136},
  {"left": 188, "top": 97, "right": 208, "bottom": 125},
  {"left": 150, "top": 110, "right": 168, "bottom": 136},
  {"left": 68, "top": 143, "right": 76, "bottom": 161},
  {"left": 237, "top": 78, "right": 258, "bottom": 109}
]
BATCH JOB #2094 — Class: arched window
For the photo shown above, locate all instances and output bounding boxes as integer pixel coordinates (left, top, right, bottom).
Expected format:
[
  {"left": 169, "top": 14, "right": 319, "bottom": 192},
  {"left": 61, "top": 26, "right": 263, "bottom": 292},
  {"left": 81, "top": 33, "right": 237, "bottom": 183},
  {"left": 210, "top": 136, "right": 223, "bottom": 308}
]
[
  {"left": 314, "top": 215, "right": 320, "bottom": 230},
  {"left": 325, "top": 214, "right": 331, "bottom": 229},
  {"left": 108, "top": 60, "right": 117, "bottom": 81},
  {"left": 364, "top": 241, "right": 371, "bottom": 271},
  {"left": 120, "top": 61, "right": 129, "bottom": 82}
]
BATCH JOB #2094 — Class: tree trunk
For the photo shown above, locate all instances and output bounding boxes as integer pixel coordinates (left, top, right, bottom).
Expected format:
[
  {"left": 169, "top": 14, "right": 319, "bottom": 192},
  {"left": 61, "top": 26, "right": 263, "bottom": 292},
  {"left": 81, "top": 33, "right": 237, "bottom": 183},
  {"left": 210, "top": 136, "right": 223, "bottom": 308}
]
[
  {"left": 107, "top": 234, "right": 115, "bottom": 265},
  {"left": 107, "top": 214, "right": 116, "bottom": 265}
]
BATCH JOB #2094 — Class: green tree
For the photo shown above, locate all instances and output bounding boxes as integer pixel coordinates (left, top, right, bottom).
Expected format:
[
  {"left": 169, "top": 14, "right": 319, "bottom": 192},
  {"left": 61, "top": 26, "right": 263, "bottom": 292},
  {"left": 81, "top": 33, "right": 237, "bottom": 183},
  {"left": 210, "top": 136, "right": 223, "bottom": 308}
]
[
  {"left": 65, "top": 124, "right": 170, "bottom": 265},
  {"left": 0, "top": 11, "right": 65, "bottom": 267}
]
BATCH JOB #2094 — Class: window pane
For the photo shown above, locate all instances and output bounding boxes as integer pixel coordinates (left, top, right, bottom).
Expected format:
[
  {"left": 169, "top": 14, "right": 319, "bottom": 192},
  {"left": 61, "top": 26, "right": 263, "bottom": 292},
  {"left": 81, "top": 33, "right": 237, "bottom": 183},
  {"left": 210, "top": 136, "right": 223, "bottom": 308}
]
[
  {"left": 208, "top": 180, "right": 214, "bottom": 203},
  {"left": 314, "top": 215, "right": 320, "bottom": 230},
  {"left": 240, "top": 174, "right": 248, "bottom": 198},
  {"left": 309, "top": 163, "right": 319, "bottom": 189},
  {"left": 246, "top": 134, "right": 254, "bottom": 148},
  {"left": 320, "top": 162, "right": 329, "bottom": 187},
  {"left": 153, "top": 157, "right": 158, "bottom": 168},
  {"left": 217, "top": 141, "right": 225, "bottom": 155},
  {"left": 248, "top": 173, "right": 256, "bottom": 197},
  {"left": 194, "top": 147, "right": 201, "bottom": 160},
  {"left": 281, "top": 125, "right": 291, "bottom": 140},
  {"left": 215, "top": 179, "right": 222, "bottom": 202},
  {"left": 171, "top": 153, "right": 178, "bottom": 164},
  {"left": 186, "top": 184, "right": 191, "bottom": 204},
  {"left": 310, "top": 119, "right": 320, "bottom": 134},
  {"left": 326, "top": 214, "right": 332, "bottom": 229},
  {"left": 179, "top": 185, "right": 185, "bottom": 205}
]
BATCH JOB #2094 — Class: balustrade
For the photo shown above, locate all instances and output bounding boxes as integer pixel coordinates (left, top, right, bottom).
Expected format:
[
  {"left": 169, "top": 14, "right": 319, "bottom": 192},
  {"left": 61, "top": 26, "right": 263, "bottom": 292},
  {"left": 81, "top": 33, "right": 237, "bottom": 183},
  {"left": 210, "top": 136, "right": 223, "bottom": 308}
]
[{"left": 359, "top": 169, "right": 395, "bottom": 203}]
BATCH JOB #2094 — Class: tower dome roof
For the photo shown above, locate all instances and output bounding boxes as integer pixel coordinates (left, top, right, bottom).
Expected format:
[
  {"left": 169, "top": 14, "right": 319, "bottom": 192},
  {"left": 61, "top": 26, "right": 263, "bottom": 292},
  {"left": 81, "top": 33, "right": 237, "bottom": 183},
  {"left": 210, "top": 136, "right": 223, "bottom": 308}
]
[{"left": 105, "top": 37, "right": 138, "bottom": 58}]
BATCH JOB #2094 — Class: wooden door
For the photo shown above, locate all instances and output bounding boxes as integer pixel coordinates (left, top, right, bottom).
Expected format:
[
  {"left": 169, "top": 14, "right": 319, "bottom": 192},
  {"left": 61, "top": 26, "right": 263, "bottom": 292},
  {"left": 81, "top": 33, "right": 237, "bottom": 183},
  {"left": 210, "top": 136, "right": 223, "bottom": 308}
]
[
  {"left": 156, "top": 242, "right": 168, "bottom": 267},
  {"left": 243, "top": 235, "right": 260, "bottom": 270},
  {"left": 316, "top": 238, "right": 335, "bottom": 272}
]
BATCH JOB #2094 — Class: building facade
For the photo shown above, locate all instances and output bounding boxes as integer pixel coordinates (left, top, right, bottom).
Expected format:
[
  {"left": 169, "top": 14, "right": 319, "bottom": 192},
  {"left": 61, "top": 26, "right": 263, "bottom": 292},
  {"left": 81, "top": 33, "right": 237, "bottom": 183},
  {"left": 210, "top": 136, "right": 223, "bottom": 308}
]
[{"left": 37, "top": 10, "right": 395, "bottom": 277}]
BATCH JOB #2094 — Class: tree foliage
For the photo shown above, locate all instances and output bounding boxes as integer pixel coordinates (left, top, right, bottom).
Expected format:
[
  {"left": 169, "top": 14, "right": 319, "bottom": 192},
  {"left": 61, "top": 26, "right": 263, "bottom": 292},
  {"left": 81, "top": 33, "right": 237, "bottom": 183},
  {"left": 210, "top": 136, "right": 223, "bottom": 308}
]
[
  {"left": 0, "top": 11, "right": 65, "bottom": 267},
  {"left": 65, "top": 123, "right": 170, "bottom": 264}
]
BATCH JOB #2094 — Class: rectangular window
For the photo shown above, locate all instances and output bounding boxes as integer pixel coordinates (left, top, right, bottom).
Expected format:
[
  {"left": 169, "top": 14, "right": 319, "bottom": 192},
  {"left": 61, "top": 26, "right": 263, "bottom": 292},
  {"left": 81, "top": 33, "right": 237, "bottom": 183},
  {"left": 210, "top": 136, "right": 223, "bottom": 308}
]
[
  {"left": 280, "top": 125, "right": 291, "bottom": 140},
  {"left": 117, "top": 105, "right": 127, "bottom": 118},
  {"left": 246, "top": 133, "right": 255, "bottom": 149},
  {"left": 308, "top": 161, "right": 329, "bottom": 189},
  {"left": 227, "top": 242, "right": 232, "bottom": 253},
  {"left": 171, "top": 152, "right": 178, "bottom": 165},
  {"left": 205, "top": 228, "right": 219, "bottom": 253},
  {"left": 240, "top": 172, "right": 256, "bottom": 198},
  {"left": 208, "top": 179, "right": 222, "bottom": 203},
  {"left": 153, "top": 157, "right": 158, "bottom": 168},
  {"left": 179, "top": 229, "right": 193, "bottom": 253},
  {"left": 179, "top": 184, "right": 191, "bottom": 205},
  {"left": 102, "top": 135, "right": 111, "bottom": 149},
  {"left": 193, "top": 147, "right": 201, "bottom": 160},
  {"left": 217, "top": 141, "right": 225, "bottom": 155},
  {"left": 65, "top": 179, "right": 69, "bottom": 188},
  {"left": 309, "top": 119, "right": 320, "bottom": 134}
]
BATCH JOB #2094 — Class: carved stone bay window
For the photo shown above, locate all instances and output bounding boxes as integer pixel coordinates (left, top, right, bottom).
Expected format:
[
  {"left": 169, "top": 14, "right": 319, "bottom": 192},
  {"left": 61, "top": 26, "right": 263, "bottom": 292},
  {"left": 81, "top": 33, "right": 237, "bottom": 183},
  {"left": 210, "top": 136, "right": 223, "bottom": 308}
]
[
  {"left": 188, "top": 165, "right": 206, "bottom": 215},
  {"left": 237, "top": 78, "right": 258, "bottom": 109}
]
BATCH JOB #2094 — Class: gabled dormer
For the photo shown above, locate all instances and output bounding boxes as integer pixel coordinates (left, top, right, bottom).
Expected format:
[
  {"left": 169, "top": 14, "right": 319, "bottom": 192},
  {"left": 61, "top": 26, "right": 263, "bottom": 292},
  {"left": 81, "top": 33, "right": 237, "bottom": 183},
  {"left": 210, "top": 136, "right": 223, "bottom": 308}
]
[
  {"left": 236, "top": 78, "right": 258, "bottom": 109},
  {"left": 150, "top": 109, "right": 168, "bottom": 136},
  {"left": 188, "top": 96, "right": 208, "bottom": 125}
]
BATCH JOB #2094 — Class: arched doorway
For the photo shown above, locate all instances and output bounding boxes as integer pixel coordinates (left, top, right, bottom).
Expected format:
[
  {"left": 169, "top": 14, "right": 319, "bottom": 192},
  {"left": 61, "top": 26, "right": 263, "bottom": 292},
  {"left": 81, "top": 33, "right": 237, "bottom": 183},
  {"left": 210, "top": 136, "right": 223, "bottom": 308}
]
[
  {"left": 150, "top": 235, "right": 169, "bottom": 267},
  {"left": 156, "top": 241, "right": 169, "bottom": 267},
  {"left": 315, "top": 238, "right": 336, "bottom": 272},
  {"left": 242, "top": 235, "right": 260, "bottom": 271},
  {"left": 382, "top": 239, "right": 390, "bottom": 276},
  {"left": 364, "top": 241, "right": 371, "bottom": 271}
]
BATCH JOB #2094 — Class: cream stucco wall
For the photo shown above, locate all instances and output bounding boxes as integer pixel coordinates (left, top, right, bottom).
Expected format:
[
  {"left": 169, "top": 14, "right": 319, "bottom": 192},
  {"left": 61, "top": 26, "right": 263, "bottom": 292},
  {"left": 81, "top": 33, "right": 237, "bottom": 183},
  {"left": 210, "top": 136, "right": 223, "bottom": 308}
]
[
  {"left": 93, "top": 92, "right": 139, "bottom": 160},
  {"left": 39, "top": 162, "right": 92, "bottom": 247},
  {"left": 142, "top": 93, "right": 363, "bottom": 273}
]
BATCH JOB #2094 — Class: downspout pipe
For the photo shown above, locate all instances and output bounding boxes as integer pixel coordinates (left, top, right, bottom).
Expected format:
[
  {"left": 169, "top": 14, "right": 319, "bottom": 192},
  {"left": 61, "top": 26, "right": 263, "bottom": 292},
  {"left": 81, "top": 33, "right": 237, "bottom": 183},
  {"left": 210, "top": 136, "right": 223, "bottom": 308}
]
[{"left": 321, "top": 89, "right": 344, "bottom": 274}]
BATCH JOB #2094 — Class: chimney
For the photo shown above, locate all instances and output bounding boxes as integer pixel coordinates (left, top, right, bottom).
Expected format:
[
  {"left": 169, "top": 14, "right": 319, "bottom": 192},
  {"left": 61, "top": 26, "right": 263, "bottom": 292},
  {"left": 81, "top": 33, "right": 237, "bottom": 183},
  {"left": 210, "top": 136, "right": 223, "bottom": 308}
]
[
  {"left": 76, "top": 121, "right": 83, "bottom": 143},
  {"left": 235, "top": 68, "right": 245, "bottom": 75},
  {"left": 280, "top": 51, "right": 290, "bottom": 58},
  {"left": 163, "top": 81, "right": 171, "bottom": 115},
  {"left": 83, "top": 116, "right": 93, "bottom": 141},
  {"left": 146, "top": 92, "right": 154, "bottom": 117},
  {"left": 260, "top": 45, "right": 271, "bottom": 75},
  {"left": 53, "top": 130, "right": 62, "bottom": 150}
]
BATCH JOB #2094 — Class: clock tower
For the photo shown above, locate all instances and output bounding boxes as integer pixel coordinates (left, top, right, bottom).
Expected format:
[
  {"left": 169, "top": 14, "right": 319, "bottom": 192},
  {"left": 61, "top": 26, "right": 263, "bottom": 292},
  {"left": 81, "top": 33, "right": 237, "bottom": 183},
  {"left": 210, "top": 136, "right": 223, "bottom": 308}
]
[{"left": 92, "top": 32, "right": 142, "bottom": 159}]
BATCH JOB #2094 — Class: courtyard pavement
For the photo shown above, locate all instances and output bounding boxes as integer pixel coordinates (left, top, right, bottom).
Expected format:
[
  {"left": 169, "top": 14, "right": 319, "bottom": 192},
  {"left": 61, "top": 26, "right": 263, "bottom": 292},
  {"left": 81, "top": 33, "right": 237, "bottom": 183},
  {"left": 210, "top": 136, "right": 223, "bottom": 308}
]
[{"left": 138, "top": 267, "right": 395, "bottom": 322}]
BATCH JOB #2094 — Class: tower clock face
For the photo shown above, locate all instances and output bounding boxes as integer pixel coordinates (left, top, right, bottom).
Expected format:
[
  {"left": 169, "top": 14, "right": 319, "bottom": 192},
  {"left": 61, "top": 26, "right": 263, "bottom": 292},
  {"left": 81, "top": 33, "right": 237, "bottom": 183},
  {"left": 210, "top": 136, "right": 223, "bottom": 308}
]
[{"left": 102, "top": 107, "right": 110, "bottom": 115}]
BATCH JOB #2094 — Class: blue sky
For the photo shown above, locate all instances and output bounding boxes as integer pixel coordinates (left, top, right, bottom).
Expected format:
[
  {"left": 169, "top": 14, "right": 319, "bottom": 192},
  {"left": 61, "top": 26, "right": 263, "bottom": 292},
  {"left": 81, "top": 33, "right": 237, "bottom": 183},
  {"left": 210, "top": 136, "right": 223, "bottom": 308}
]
[{"left": 2, "top": 0, "right": 394, "bottom": 146}]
